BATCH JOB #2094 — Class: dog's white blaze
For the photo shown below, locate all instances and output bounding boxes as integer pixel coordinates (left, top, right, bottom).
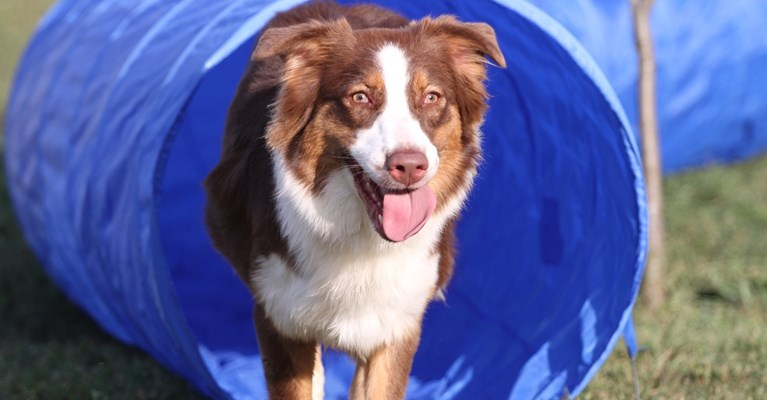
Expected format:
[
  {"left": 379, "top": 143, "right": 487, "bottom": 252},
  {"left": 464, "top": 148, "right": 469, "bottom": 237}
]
[{"left": 350, "top": 44, "right": 439, "bottom": 188}]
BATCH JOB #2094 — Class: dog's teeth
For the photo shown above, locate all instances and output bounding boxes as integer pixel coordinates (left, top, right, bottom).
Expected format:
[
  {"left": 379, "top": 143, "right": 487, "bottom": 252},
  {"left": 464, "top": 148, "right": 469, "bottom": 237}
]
[{"left": 377, "top": 214, "right": 383, "bottom": 224}]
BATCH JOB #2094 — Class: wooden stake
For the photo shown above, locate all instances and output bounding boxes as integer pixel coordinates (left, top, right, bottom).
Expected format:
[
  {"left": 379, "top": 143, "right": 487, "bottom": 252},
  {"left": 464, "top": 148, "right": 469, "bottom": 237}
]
[{"left": 631, "top": 0, "right": 666, "bottom": 310}]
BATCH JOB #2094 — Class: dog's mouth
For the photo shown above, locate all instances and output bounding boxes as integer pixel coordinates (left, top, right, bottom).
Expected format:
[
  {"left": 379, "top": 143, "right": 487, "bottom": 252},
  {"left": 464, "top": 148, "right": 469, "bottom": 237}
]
[{"left": 348, "top": 161, "right": 436, "bottom": 242}]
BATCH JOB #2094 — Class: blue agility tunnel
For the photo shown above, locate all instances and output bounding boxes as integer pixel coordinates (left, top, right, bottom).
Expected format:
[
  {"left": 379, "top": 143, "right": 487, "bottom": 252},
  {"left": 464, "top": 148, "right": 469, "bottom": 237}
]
[
  {"left": 5, "top": 0, "right": 646, "bottom": 399},
  {"left": 529, "top": 0, "right": 767, "bottom": 172}
]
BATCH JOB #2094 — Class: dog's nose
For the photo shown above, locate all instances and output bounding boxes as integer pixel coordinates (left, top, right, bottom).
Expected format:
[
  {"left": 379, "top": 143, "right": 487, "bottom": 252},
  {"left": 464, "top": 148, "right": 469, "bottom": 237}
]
[{"left": 385, "top": 151, "right": 429, "bottom": 186}]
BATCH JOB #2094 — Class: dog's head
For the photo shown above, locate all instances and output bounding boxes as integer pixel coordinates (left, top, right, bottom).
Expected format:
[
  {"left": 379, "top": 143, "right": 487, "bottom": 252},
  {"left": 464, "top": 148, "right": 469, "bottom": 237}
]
[{"left": 254, "top": 16, "right": 505, "bottom": 243}]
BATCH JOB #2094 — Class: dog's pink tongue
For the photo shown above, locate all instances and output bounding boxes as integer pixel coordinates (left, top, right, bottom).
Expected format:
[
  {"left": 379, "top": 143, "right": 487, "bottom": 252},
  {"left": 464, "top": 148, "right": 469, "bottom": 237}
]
[{"left": 381, "top": 186, "right": 437, "bottom": 242}]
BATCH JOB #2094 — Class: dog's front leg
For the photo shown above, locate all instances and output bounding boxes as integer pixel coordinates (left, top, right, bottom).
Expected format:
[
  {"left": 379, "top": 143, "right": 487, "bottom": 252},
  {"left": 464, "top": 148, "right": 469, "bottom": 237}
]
[
  {"left": 254, "top": 304, "right": 323, "bottom": 400},
  {"left": 349, "top": 330, "right": 421, "bottom": 400}
]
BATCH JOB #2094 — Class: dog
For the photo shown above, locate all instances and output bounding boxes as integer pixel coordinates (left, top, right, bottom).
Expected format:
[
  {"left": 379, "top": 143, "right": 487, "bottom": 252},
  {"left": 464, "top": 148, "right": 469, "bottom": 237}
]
[{"left": 204, "top": 1, "right": 504, "bottom": 398}]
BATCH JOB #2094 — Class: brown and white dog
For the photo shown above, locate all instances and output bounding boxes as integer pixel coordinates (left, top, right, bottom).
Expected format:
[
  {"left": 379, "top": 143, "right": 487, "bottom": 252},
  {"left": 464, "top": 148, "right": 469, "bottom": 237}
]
[{"left": 204, "top": 1, "right": 504, "bottom": 399}]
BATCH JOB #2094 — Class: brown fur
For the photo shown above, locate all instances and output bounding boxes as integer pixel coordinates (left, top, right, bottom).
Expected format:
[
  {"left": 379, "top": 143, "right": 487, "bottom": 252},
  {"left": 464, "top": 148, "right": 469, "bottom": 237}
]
[
  {"left": 204, "top": 1, "right": 503, "bottom": 398},
  {"left": 350, "top": 330, "right": 421, "bottom": 400},
  {"left": 254, "top": 304, "right": 318, "bottom": 399}
]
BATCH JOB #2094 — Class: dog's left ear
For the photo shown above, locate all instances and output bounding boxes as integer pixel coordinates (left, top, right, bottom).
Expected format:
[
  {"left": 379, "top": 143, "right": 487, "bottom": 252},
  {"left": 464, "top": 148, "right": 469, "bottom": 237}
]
[
  {"left": 417, "top": 17, "right": 505, "bottom": 126},
  {"left": 463, "top": 22, "right": 506, "bottom": 68},
  {"left": 419, "top": 16, "right": 506, "bottom": 70}
]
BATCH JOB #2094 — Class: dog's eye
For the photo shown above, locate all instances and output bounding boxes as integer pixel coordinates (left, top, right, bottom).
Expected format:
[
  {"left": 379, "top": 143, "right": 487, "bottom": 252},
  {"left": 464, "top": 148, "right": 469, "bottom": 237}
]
[
  {"left": 424, "top": 92, "right": 441, "bottom": 104},
  {"left": 352, "top": 92, "right": 370, "bottom": 104}
]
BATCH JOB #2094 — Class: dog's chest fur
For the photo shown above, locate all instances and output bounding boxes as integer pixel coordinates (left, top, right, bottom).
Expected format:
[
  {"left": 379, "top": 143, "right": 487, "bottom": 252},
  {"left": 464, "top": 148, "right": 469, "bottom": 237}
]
[{"left": 252, "top": 155, "right": 456, "bottom": 357}]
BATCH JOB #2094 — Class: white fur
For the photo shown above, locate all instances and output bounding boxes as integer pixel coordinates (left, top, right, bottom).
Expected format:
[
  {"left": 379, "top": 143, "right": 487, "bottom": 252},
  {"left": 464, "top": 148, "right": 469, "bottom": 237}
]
[
  {"left": 312, "top": 347, "right": 324, "bottom": 400},
  {"left": 350, "top": 44, "right": 439, "bottom": 190},
  {"left": 252, "top": 43, "right": 475, "bottom": 358}
]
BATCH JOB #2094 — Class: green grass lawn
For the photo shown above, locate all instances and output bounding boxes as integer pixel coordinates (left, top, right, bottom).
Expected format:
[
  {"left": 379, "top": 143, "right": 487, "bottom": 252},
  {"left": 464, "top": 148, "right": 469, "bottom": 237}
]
[
  {"left": 0, "top": 1, "right": 53, "bottom": 122},
  {"left": 2, "top": 2, "right": 766, "bottom": 399},
  {"left": 581, "top": 156, "right": 767, "bottom": 399}
]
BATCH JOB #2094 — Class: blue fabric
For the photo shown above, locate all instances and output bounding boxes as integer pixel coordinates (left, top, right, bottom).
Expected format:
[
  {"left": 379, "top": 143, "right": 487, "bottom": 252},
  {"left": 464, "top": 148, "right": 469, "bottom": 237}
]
[
  {"left": 5, "top": 0, "right": 646, "bottom": 399},
  {"left": 623, "top": 318, "right": 639, "bottom": 359},
  {"left": 527, "top": 0, "right": 767, "bottom": 172}
]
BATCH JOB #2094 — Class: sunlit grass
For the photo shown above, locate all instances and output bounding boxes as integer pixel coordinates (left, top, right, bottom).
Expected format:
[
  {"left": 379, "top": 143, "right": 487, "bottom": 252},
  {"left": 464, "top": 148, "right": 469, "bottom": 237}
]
[{"left": 583, "top": 156, "right": 767, "bottom": 399}]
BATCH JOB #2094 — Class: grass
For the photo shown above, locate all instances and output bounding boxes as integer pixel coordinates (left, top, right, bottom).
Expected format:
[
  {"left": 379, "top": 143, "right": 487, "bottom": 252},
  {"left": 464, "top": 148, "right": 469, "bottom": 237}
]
[
  {"left": 0, "top": 1, "right": 52, "bottom": 119},
  {"left": 2, "top": 2, "right": 767, "bottom": 399},
  {"left": 581, "top": 156, "right": 767, "bottom": 399}
]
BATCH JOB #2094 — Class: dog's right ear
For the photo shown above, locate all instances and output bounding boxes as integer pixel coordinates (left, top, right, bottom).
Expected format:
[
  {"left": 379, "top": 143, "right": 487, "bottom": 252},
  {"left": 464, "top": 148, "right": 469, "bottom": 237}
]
[
  {"left": 252, "top": 18, "right": 354, "bottom": 61},
  {"left": 253, "top": 19, "right": 354, "bottom": 155}
]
